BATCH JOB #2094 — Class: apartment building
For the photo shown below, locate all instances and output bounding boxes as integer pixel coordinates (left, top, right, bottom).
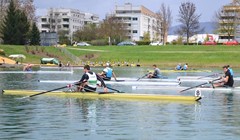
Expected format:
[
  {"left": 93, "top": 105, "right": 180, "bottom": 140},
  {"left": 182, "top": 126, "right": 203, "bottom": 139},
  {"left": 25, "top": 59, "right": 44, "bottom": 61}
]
[
  {"left": 218, "top": 1, "right": 240, "bottom": 42},
  {"left": 113, "top": 3, "right": 161, "bottom": 41},
  {"left": 37, "top": 8, "right": 99, "bottom": 38}
]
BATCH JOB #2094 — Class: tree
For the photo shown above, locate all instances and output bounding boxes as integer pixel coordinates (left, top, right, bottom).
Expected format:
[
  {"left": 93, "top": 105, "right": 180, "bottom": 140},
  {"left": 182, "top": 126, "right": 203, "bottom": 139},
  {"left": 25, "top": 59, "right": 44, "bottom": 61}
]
[
  {"left": 177, "top": 2, "right": 203, "bottom": 44},
  {"left": 143, "top": 32, "right": 150, "bottom": 41},
  {"left": 73, "top": 24, "right": 98, "bottom": 42},
  {"left": 1, "top": 0, "right": 18, "bottom": 44},
  {"left": 1, "top": 0, "right": 30, "bottom": 45},
  {"left": 98, "top": 16, "right": 128, "bottom": 44},
  {"left": 30, "top": 22, "right": 40, "bottom": 45},
  {"left": 155, "top": 3, "right": 172, "bottom": 45},
  {"left": 58, "top": 30, "right": 71, "bottom": 45}
]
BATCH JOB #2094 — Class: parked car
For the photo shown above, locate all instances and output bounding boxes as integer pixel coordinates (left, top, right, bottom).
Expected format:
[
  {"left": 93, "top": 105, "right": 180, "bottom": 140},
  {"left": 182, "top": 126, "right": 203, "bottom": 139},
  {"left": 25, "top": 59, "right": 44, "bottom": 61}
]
[
  {"left": 117, "top": 41, "right": 137, "bottom": 46},
  {"left": 77, "top": 42, "right": 91, "bottom": 46},
  {"left": 203, "top": 41, "right": 217, "bottom": 45},
  {"left": 223, "top": 40, "right": 239, "bottom": 45},
  {"left": 149, "top": 41, "right": 163, "bottom": 46}
]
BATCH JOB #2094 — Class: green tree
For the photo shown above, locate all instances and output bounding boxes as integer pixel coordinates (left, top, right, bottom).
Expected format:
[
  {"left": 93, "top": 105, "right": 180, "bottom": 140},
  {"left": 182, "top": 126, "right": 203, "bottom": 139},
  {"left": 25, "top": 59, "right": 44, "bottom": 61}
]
[
  {"left": 30, "top": 22, "right": 40, "bottom": 45},
  {"left": 143, "top": 32, "right": 150, "bottom": 41},
  {"left": 1, "top": 0, "right": 30, "bottom": 45},
  {"left": 1, "top": 0, "right": 18, "bottom": 44},
  {"left": 16, "top": 10, "right": 30, "bottom": 45}
]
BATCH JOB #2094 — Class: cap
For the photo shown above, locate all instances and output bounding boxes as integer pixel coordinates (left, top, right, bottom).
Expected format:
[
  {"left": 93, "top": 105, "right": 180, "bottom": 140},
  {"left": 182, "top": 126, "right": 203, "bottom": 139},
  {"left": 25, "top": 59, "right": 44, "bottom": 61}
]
[{"left": 106, "top": 63, "right": 109, "bottom": 66}]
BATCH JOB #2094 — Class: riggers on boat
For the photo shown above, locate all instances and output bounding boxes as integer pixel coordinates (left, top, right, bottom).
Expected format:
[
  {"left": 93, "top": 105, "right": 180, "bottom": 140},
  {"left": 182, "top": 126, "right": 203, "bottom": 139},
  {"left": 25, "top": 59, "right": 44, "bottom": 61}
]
[{"left": 1, "top": 90, "right": 201, "bottom": 102}]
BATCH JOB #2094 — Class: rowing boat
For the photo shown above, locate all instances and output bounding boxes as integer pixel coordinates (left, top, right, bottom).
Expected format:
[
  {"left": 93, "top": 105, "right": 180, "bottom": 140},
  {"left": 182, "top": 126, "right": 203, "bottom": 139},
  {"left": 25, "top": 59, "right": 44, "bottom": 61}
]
[
  {"left": 158, "top": 69, "right": 212, "bottom": 73},
  {"left": 40, "top": 66, "right": 83, "bottom": 69},
  {"left": 38, "top": 80, "right": 180, "bottom": 86},
  {"left": 178, "top": 76, "right": 240, "bottom": 81},
  {"left": 2, "top": 90, "right": 201, "bottom": 101},
  {"left": 0, "top": 71, "right": 73, "bottom": 74},
  {"left": 132, "top": 85, "right": 240, "bottom": 93}
]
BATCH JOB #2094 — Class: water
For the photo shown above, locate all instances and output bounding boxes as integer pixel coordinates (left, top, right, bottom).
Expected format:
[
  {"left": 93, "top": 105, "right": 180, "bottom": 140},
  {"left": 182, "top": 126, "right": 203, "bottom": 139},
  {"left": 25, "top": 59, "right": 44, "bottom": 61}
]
[{"left": 0, "top": 67, "right": 240, "bottom": 140}]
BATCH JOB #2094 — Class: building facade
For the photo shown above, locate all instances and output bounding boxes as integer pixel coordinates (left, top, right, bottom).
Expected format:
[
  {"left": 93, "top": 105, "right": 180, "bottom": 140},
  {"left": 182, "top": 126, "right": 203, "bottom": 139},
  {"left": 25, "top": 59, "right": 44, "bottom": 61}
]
[
  {"left": 37, "top": 8, "right": 99, "bottom": 42},
  {"left": 218, "top": 1, "right": 240, "bottom": 42},
  {"left": 113, "top": 3, "right": 161, "bottom": 41}
]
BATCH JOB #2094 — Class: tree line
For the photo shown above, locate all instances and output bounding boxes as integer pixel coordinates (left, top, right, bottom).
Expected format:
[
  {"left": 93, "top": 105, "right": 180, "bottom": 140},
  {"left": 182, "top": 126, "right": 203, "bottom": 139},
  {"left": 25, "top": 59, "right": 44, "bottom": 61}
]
[{"left": 0, "top": 0, "right": 40, "bottom": 45}]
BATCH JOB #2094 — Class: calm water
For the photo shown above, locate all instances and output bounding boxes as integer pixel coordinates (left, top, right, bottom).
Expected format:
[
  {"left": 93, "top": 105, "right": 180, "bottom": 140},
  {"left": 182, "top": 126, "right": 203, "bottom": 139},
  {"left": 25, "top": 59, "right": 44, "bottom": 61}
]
[{"left": 0, "top": 67, "right": 240, "bottom": 140}]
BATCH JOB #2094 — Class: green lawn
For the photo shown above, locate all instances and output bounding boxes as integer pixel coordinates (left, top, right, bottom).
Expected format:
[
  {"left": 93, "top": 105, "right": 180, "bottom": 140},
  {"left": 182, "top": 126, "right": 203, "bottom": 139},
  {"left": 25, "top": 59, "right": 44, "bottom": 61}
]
[
  {"left": 1, "top": 44, "right": 240, "bottom": 68},
  {"left": 67, "top": 45, "right": 240, "bottom": 68}
]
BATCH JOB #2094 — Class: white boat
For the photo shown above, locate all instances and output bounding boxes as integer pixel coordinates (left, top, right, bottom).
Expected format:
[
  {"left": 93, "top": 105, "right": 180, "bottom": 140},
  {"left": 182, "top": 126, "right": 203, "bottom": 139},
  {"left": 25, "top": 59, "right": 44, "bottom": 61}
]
[
  {"left": 177, "top": 76, "right": 240, "bottom": 82},
  {"left": 0, "top": 70, "right": 73, "bottom": 74},
  {"left": 132, "top": 85, "right": 240, "bottom": 93},
  {"left": 38, "top": 80, "right": 180, "bottom": 86},
  {"left": 40, "top": 66, "right": 83, "bottom": 70}
]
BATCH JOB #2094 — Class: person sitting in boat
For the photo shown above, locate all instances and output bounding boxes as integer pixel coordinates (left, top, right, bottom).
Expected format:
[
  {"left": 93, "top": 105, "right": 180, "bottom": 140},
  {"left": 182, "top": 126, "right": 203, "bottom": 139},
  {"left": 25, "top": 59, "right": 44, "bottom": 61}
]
[
  {"left": 147, "top": 64, "right": 161, "bottom": 78},
  {"left": 175, "top": 63, "right": 182, "bottom": 70},
  {"left": 213, "top": 65, "right": 234, "bottom": 88},
  {"left": 98, "top": 63, "right": 117, "bottom": 81},
  {"left": 77, "top": 65, "right": 108, "bottom": 92},
  {"left": 182, "top": 63, "right": 188, "bottom": 70},
  {"left": 23, "top": 64, "right": 32, "bottom": 71},
  {"left": 227, "top": 65, "right": 233, "bottom": 76}
]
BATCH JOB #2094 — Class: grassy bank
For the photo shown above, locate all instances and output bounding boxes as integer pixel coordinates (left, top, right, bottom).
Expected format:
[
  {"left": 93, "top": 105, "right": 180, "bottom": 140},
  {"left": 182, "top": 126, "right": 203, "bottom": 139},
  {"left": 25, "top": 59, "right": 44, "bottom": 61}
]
[
  {"left": 67, "top": 45, "right": 240, "bottom": 68},
  {"left": 0, "top": 45, "right": 72, "bottom": 64},
  {"left": 1, "top": 44, "right": 240, "bottom": 68}
]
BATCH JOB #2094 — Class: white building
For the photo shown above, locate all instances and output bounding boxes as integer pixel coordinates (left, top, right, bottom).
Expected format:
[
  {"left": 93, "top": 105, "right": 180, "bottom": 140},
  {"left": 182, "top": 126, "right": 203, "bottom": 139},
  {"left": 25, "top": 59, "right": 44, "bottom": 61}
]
[
  {"left": 113, "top": 3, "right": 160, "bottom": 41},
  {"left": 37, "top": 8, "right": 99, "bottom": 39}
]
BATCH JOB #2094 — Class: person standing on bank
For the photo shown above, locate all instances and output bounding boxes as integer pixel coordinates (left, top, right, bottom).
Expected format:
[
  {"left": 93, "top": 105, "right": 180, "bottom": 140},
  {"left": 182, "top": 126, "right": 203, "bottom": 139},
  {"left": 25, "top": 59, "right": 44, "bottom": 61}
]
[
  {"left": 213, "top": 65, "right": 234, "bottom": 88},
  {"left": 77, "top": 65, "right": 108, "bottom": 92},
  {"left": 98, "top": 63, "right": 117, "bottom": 81}
]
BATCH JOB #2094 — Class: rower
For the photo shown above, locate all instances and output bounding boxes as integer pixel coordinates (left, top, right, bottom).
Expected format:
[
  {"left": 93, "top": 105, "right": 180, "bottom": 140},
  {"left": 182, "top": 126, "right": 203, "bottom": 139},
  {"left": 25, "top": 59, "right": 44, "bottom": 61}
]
[
  {"left": 77, "top": 65, "right": 108, "bottom": 92},
  {"left": 23, "top": 64, "right": 32, "bottom": 71},
  {"left": 227, "top": 65, "right": 234, "bottom": 77},
  {"left": 147, "top": 64, "right": 161, "bottom": 78},
  {"left": 98, "top": 63, "right": 117, "bottom": 81},
  {"left": 213, "top": 65, "right": 234, "bottom": 88}
]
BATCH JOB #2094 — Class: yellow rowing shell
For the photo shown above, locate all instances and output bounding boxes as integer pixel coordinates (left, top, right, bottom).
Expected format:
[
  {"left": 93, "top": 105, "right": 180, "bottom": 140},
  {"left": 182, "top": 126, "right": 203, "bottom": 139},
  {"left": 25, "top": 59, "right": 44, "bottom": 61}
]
[{"left": 2, "top": 90, "right": 201, "bottom": 102}]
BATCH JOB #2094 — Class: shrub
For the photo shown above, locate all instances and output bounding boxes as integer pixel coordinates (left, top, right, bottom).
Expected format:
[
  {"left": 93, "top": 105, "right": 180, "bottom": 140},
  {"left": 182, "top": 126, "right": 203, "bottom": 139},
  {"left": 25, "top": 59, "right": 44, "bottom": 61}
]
[
  {"left": 135, "top": 41, "right": 150, "bottom": 45},
  {"left": 0, "top": 49, "right": 5, "bottom": 56}
]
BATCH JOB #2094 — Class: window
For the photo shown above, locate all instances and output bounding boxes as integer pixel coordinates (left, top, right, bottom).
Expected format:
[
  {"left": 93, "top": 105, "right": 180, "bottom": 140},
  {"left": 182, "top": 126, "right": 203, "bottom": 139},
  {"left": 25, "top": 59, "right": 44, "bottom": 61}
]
[
  {"left": 133, "top": 17, "right": 138, "bottom": 21},
  {"left": 133, "top": 30, "right": 138, "bottom": 33},
  {"left": 41, "top": 18, "right": 47, "bottom": 22}
]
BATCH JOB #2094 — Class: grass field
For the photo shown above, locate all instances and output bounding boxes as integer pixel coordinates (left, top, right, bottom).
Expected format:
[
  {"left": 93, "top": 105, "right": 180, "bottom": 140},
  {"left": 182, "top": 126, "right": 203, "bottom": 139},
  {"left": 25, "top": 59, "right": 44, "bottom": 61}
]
[
  {"left": 67, "top": 45, "right": 240, "bottom": 68},
  {"left": 1, "top": 44, "right": 240, "bottom": 68}
]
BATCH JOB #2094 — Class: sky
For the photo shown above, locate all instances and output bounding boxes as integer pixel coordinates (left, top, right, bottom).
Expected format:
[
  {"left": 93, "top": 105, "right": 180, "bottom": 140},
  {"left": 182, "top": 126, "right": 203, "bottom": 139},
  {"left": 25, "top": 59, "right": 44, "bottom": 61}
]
[{"left": 34, "top": 0, "right": 231, "bottom": 26}]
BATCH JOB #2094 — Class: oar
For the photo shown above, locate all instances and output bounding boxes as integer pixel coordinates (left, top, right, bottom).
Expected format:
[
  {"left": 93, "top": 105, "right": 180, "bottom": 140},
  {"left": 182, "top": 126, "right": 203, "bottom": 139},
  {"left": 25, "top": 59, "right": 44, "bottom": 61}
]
[
  {"left": 179, "top": 77, "right": 221, "bottom": 93},
  {"left": 137, "top": 74, "right": 147, "bottom": 81},
  {"left": 197, "top": 73, "right": 223, "bottom": 79},
  {"left": 106, "top": 86, "right": 124, "bottom": 93},
  {"left": 20, "top": 82, "right": 80, "bottom": 99}
]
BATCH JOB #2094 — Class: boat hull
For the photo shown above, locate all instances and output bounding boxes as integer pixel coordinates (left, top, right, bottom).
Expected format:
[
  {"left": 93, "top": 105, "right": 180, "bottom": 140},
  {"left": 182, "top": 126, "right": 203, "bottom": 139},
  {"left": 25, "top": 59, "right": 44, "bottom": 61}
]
[{"left": 2, "top": 90, "right": 201, "bottom": 102}]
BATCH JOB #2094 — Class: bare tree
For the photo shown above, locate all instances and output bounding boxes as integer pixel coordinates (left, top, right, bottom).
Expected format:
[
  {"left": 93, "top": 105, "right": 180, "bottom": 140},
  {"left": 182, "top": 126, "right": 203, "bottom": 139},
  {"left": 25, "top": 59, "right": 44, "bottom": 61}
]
[
  {"left": 177, "top": 2, "right": 202, "bottom": 44},
  {"left": 155, "top": 3, "right": 172, "bottom": 45}
]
